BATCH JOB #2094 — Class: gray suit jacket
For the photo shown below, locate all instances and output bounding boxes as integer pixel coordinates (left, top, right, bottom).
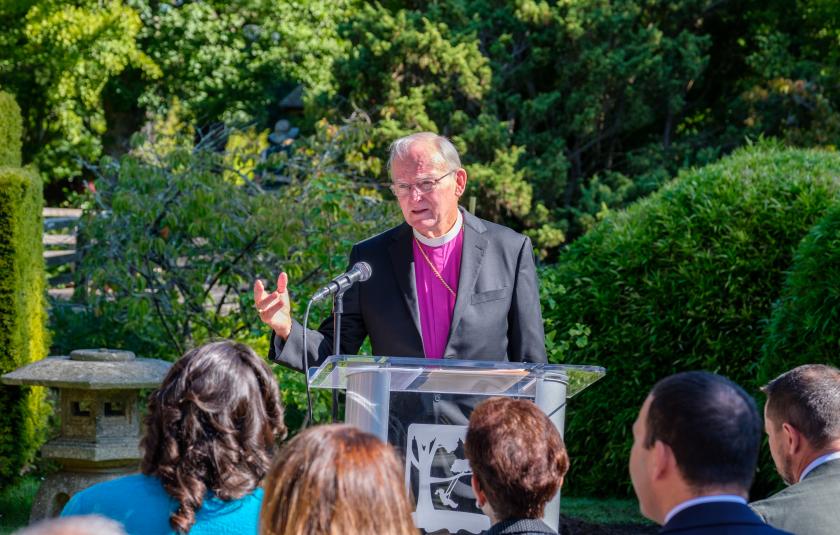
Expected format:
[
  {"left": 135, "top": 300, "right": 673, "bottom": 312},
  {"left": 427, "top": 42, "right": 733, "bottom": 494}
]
[
  {"left": 269, "top": 209, "right": 547, "bottom": 371},
  {"left": 750, "top": 458, "right": 840, "bottom": 535}
]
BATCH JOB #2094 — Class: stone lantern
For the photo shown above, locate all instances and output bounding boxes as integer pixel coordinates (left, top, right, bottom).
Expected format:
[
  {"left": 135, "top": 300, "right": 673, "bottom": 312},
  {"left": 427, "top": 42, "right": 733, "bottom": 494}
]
[{"left": 1, "top": 348, "right": 171, "bottom": 521}]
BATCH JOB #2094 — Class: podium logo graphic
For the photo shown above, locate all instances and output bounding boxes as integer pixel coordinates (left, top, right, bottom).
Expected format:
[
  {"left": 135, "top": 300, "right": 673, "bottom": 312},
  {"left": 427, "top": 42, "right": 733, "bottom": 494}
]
[{"left": 405, "top": 423, "right": 491, "bottom": 534}]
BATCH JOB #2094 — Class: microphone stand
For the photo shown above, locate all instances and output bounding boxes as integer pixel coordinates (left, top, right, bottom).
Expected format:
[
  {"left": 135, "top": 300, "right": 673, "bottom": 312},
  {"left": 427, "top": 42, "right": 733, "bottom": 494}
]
[
  {"left": 302, "top": 263, "right": 369, "bottom": 427},
  {"left": 331, "top": 290, "right": 344, "bottom": 423},
  {"left": 302, "top": 299, "right": 315, "bottom": 426}
]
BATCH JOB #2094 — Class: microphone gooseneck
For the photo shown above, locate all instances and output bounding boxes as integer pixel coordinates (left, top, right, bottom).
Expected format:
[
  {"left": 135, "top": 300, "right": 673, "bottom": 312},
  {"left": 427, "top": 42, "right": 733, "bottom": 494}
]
[{"left": 311, "top": 261, "right": 372, "bottom": 302}]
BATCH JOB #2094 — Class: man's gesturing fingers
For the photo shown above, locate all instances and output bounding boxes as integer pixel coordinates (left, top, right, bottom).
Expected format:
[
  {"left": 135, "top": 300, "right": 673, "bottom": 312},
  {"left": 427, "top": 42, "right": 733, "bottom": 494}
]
[{"left": 253, "top": 273, "right": 292, "bottom": 339}]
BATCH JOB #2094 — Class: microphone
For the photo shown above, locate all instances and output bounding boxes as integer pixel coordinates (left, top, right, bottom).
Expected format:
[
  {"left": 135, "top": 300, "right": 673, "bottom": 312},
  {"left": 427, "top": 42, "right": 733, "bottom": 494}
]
[{"left": 310, "top": 262, "right": 372, "bottom": 302}]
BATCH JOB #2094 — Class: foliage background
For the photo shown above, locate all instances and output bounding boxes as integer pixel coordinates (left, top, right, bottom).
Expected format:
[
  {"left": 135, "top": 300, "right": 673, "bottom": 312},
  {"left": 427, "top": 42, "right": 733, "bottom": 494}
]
[
  {"left": 3, "top": 0, "right": 839, "bottom": 253},
  {"left": 51, "top": 116, "right": 398, "bottom": 430},
  {"left": 1, "top": 0, "right": 839, "bottom": 498},
  {"left": 0, "top": 92, "right": 50, "bottom": 487},
  {"left": 541, "top": 144, "right": 840, "bottom": 497},
  {"left": 757, "top": 202, "right": 840, "bottom": 385}
]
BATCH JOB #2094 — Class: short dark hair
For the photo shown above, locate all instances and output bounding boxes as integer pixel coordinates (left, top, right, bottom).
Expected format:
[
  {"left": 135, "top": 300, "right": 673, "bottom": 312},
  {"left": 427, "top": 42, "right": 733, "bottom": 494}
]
[
  {"left": 762, "top": 364, "right": 840, "bottom": 449},
  {"left": 465, "top": 397, "right": 569, "bottom": 520},
  {"left": 645, "top": 371, "right": 761, "bottom": 491}
]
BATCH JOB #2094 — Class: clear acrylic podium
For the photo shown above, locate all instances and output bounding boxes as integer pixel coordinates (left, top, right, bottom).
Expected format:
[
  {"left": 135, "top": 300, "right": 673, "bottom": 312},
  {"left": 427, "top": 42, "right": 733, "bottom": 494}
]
[{"left": 309, "top": 356, "right": 605, "bottom": 535}]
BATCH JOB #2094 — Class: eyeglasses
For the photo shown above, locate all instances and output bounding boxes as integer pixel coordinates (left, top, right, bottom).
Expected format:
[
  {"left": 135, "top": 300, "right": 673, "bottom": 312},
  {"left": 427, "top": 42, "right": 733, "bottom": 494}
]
[{"left": 389, "top": 170, "right": 456, "bottom": 198}]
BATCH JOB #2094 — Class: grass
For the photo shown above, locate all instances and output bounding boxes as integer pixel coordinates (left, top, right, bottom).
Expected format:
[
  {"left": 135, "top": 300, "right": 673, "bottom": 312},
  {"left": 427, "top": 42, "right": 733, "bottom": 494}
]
[
  {"left": 561, "top": 496, "right": 652, "bottom": 525},
  {"left": 0, "top": 476, "right": 40, "bottom": 534}
]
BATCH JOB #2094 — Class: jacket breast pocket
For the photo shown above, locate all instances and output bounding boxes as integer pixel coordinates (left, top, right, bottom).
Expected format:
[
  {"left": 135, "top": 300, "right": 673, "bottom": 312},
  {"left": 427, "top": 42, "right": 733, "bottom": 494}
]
[{"left": 471, "top": 287, "right": 509, "bottom": 305}]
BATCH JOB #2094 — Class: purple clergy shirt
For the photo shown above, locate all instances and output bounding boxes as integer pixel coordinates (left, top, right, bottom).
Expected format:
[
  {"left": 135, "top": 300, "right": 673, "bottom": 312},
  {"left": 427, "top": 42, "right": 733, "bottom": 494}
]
[{"left": 413, "top": 228, "right": 464, "bottom": 358}]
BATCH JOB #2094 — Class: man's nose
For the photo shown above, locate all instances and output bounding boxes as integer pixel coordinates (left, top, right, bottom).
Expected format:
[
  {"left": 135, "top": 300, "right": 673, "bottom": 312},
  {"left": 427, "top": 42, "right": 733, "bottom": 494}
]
[{"left": 408, "top": 186, "right": 424, "bottom": 201}]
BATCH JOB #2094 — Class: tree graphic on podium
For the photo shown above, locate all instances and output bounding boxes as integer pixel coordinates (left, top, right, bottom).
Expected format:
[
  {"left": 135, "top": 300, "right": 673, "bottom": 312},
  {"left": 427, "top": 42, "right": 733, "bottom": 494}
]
[{"left": 405, "top": 424, "right": 491, "bottom": 534}]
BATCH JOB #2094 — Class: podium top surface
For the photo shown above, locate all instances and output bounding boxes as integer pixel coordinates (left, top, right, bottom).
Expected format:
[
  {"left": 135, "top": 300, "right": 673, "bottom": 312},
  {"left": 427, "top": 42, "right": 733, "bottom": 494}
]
[{"left": 308, "top": 355, "right": 605, "bottom": 398}]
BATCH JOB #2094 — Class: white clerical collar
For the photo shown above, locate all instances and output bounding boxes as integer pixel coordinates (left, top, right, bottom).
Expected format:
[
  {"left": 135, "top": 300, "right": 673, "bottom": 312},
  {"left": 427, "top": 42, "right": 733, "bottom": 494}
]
[
  {"left": 413, "top": 210, "right": 463, "bottom": 247},
  {"left": 664, "top": 495, "right": 747, "bottom": 525},
  {"left": 799, "top": 451, "right": 840, "bottom": 481}
]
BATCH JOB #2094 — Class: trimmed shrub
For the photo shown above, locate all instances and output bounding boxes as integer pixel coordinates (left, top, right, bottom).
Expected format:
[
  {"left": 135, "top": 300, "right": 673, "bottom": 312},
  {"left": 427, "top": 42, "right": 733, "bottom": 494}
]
[
  {"left": 757, "top": 203, "right": 840, "bottom": 385},
  {"left": 542, "top": 144, "right": 840, "bottom": 497},
  {"left": 0, "top": 144, "right": 50, "bottom": 483},
  {"left": 0, "top": 92, "right": 22, "bottom": 167}
]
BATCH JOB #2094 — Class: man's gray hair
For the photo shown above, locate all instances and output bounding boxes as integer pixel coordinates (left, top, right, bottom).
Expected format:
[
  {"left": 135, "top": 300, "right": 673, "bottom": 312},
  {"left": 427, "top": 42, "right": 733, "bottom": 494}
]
[
  {"left": 14, "top": 515, "right": 126, "bottom": 535},
  {"left": 763, "top": 364, "right": 840, "bottom": 448},
  {"left": 387, "top": 132, "right": 461, "bottom": 176}
]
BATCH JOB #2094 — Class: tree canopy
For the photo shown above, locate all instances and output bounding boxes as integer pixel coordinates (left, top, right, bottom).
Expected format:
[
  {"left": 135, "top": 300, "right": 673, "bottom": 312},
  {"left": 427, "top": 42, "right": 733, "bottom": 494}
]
[{"left": 2, "top": 0, "right": 838, "bottom": 253}]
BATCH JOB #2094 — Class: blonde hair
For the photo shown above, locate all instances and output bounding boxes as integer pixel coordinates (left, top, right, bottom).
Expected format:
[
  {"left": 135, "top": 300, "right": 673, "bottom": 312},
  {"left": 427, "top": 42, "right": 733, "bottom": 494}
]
[{"left": 260, "top": 424, "right": 417, "bottom": 535}]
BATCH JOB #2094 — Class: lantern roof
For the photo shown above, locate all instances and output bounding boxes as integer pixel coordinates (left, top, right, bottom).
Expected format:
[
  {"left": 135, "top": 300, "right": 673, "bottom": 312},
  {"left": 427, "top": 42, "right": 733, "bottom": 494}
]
[{"left": 1, "top": 349, "right": 171, "bottom": 389}]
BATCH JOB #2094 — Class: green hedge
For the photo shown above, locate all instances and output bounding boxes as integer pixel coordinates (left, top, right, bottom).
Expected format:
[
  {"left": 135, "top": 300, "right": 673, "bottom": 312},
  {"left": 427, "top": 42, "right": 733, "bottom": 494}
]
[
  {"left": 0, "top": 92, "right": 22, "bottom": 168},
  {"left": 0, "top": 93, "right": 49, "bottom": 486},
  {"left": 757, "top": 203, "right": 840, "bottom": 385},
  {"left": 541, "top": 144, "right": 840, "bottom": 497}
]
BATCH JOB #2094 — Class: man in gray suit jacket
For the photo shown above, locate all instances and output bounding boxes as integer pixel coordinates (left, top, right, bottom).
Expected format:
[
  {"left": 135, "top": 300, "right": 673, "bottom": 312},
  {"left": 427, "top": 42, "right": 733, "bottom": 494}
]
[
  {"left": 254, "top": 132, "right": 546, "bottom": 371},
  {"left": 750, "top": 364, "right": 840, "bottom": 535}
]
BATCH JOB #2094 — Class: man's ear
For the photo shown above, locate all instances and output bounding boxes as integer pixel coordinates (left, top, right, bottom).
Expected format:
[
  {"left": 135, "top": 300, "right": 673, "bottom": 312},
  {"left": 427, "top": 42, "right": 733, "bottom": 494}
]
[
  {"left": 781, "top": 422, "right": 804, "bottom": 455},
  {"left": 455, "top": 168, "right": 467, "bottom": 197},
  {"left": 652, "top": 440, "right": 675, "bottom": 481},
  {"left": 471, "top": 473, "right": 486, "bottom": 507}
]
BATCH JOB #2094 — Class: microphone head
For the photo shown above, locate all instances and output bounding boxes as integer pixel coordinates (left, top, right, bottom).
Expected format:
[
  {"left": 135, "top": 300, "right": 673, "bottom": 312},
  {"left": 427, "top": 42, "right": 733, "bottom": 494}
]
[{"left": 353, "top": 261, "right": 372, "bottom": 281}]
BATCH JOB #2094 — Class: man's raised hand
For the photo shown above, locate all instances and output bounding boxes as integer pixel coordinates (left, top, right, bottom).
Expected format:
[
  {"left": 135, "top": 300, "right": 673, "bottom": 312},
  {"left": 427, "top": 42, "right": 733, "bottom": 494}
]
[{"left": 254, "top": 272, "right": 292, "bottom": 340}]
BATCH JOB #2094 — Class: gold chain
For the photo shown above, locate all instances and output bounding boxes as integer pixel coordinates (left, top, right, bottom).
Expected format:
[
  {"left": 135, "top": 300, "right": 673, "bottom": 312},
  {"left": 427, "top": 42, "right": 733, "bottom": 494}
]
[{"left": 414, "top": 237, "right": 457, "bottom": 298}]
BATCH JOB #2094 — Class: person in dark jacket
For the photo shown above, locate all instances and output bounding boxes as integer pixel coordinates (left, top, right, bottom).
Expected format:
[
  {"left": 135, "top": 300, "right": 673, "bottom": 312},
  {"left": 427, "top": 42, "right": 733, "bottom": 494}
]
[
  {"left": 254, "top": 132, "right": 546, "bottom": 370},
  {"left": 629, "top": 371, "right": 793, "bottom": 535},
  {"left": 465, "top": 397, "right": 568, "bottom": 535}
]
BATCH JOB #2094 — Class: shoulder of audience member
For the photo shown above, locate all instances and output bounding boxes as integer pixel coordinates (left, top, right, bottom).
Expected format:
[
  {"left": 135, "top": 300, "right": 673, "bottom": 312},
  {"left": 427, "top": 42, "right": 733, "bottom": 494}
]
[
  {"left": 750, "top": 472, "right": 827, "bottom": 517},
  {"left": 61, "top": 474, "right": 162, "bottom": 515}
]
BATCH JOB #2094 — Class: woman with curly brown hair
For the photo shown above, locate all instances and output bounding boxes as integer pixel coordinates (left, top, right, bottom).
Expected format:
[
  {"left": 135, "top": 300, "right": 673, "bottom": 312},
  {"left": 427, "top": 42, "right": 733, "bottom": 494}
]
[
  {"left": 260, "top": 424, "right": 418, "bottom": 535},
  {"left": 62, "top": 340, "right": 287, "bottom": 534}
]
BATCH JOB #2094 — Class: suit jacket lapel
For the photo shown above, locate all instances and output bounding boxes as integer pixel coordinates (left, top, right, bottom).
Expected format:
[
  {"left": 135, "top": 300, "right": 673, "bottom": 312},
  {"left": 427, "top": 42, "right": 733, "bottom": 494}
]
[
  {"left": 388, "top": 224, "right": 423, "bottom": 342},
  {"left": 444, "top": 210, "right": 487, "bottom": 356}
]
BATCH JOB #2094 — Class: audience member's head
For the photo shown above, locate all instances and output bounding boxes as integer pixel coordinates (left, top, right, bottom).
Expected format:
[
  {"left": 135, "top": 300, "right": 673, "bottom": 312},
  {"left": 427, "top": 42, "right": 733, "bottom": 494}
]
[
  {"left": 629, "top": 371, "right": 761, "bottom": 524},
  {"left": 14, "top": 515, "right": 126, "bottom": 535},
  {"left": 141, "top": 340, "right": 287, "bottom": 533},
  {"left": 464, "top": 397, "right": 569, "bottom": 524},
  {"left": 762, "top": 364, "right": 840, "bottom": 484},
  {"left": 260, "top": 424, "right": 417, "bottom": 535}
]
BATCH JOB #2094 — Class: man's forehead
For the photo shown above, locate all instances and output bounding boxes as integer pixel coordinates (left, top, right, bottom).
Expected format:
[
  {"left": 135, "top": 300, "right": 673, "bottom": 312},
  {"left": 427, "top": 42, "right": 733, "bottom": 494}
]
[
  {"left": 392, "top": 144, "right": 447, "bottom": 176},
  {"left": 763, "top": 400, "right": 778, "bottom": 424},
  {"left": 636, "top": 395, "right": 653, "bottom": 425}
]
